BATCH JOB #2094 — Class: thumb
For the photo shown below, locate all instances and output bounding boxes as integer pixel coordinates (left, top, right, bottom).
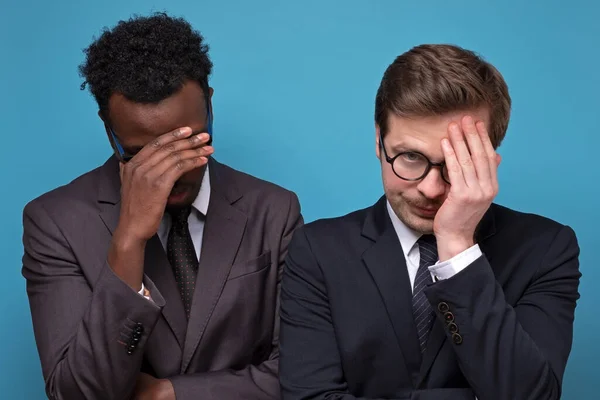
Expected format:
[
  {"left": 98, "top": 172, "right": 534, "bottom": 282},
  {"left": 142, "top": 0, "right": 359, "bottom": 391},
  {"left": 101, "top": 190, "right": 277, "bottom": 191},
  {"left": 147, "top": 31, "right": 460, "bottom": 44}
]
[{"left": 119, "top": 162, "right": 125, "bottom": 182}]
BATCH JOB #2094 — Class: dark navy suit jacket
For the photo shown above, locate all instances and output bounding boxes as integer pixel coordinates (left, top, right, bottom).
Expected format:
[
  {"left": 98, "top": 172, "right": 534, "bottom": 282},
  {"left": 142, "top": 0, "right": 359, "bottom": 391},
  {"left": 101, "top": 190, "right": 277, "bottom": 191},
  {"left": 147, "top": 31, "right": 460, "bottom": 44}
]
[{"left": 279, "top": 196, "right": 581, "bottom": 400}]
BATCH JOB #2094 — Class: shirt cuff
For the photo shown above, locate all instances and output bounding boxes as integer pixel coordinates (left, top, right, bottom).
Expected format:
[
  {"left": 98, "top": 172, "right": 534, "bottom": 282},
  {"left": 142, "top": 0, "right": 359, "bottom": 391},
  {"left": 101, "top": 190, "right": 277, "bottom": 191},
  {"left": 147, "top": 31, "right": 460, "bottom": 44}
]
[
  {"left": 428, "top": 244, "right": 482, "bottom": 280},
  {"left": 138, "top": 282, "right": 153, "bottom": 302}
]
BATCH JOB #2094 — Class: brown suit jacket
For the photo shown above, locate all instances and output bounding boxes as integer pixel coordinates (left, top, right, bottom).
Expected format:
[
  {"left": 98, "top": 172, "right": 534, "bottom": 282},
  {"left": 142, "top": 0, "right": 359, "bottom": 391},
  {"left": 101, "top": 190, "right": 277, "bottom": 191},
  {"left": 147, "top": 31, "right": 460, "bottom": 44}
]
[{"left": 21, "top": 156, "right": 303, "bottom": 400}]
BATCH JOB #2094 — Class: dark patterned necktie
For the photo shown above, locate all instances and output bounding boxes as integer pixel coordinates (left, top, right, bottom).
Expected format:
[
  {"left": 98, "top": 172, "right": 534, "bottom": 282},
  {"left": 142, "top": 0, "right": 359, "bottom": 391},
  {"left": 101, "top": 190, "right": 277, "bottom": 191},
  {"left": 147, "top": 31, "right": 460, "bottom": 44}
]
[
  {"left": 166, "top": 206, "right": 199, "bottom": 319},
  {"left": 413, "top": 234, "right": 438, "bottom": 353}
]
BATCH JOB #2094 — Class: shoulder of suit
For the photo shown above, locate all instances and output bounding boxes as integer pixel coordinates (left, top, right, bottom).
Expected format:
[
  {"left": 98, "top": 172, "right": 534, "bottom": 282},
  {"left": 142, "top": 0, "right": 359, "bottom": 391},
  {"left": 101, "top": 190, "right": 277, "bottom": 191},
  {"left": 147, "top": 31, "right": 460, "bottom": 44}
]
[
  {"left": 490, "top": 203, "right": 572, "bottom": 238},
  {"left": 23, "top": 162, "right": 108, "bottom": 218},
  {"left": 216, "top": 161, "right": 299, "bottom": 204},
  {"left": 299, "top": 202, "right": 372, "bottom": 236}
]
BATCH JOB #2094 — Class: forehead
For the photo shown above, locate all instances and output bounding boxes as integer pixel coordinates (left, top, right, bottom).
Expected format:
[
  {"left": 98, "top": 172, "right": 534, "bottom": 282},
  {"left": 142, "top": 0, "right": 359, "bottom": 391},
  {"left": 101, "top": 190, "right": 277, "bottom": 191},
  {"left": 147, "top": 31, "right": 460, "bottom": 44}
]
[
  {"left": 385, "top": 108, "right": 490, "bottom": 148},
  {"left": 107, "top": 81, "right": 208, "bottom": 142}
]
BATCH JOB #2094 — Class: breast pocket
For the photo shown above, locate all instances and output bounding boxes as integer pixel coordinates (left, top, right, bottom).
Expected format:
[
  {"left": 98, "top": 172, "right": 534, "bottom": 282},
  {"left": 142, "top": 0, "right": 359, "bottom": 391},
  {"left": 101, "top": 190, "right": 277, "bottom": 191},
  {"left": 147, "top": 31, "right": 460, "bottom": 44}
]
[{"left": 227, "top": 251, "right": 272, "bottom": 281}]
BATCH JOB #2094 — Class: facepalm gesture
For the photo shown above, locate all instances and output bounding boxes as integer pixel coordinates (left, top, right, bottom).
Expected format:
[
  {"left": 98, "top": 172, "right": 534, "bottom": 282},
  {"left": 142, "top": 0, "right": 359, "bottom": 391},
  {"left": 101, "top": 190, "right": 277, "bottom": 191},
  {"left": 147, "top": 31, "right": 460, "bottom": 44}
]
[{"left": 434, "top": 115, "right": 501, "bottom": 261}]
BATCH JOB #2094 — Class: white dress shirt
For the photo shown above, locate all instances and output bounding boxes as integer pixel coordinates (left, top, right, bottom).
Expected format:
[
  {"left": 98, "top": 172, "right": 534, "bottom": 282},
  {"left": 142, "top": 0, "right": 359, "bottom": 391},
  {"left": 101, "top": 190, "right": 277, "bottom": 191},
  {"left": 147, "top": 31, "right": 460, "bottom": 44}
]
[
  {"left": 385, "top": 200, "right": 482, "bottom": 291},
  {"left": 138, "top": 165, "right": 211, "bottom": 300}
]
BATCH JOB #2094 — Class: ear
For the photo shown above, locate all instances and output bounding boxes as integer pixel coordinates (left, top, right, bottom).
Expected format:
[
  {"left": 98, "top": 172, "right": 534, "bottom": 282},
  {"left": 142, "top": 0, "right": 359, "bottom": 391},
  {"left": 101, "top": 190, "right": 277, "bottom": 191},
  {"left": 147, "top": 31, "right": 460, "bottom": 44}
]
[
  {"left": 375, "top": 123, "right": 381, "bottom": 160},
  {"left": 207, "top": 87, "right": 214, "bottom": 117}
]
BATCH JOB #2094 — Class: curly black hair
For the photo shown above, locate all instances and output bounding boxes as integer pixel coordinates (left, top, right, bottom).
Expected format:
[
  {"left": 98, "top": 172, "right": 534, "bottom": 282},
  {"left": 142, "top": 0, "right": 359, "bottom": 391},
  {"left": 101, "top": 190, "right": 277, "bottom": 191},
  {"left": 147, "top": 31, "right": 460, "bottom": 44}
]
[{"left": 79, "top": 12, "right": 213, "bottom": 116}]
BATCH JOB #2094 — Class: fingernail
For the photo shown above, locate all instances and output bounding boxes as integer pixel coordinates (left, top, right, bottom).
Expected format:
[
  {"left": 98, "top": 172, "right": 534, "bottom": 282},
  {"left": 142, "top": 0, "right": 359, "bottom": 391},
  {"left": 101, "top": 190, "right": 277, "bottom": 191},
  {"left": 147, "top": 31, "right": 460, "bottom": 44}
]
[
  {"left": 179, "top": 127, "right": 192, "bottom": 136},
  {"left": 464, "top": 116, "right": 473, "bottom": 124},
  {"left": 442, "top": 138, "right": 450, "bottom": 148}
]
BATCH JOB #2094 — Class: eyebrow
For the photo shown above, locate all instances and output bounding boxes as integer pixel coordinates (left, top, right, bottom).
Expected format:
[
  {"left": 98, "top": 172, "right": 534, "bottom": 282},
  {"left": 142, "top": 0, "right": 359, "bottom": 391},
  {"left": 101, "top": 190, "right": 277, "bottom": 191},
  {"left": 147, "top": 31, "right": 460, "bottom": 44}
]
[
  {"left": 387, "top": 142, "right": 423, "bottom": 155},
  {"left": 387, "top": 142, "right": 444, "bottom": 163}
]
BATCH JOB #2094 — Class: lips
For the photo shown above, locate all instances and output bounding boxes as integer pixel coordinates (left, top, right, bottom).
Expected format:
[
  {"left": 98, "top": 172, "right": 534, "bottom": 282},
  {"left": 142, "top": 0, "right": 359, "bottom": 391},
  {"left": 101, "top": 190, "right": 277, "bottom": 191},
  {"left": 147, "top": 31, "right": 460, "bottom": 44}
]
[
  {"left": 170, "top": 185, "right": 189, "bottom": 195},
  {"left": 167, "top": 185, "right": 190, "bottom": 202},
  {"left": 417, "top": 206, "right": 438, "bottom": 212},
  {"left": 170, "top": 188, "right": 186, "bottom": 195},
  {"left": 412, "top": 204, "right": 440, "bottom": 217}
]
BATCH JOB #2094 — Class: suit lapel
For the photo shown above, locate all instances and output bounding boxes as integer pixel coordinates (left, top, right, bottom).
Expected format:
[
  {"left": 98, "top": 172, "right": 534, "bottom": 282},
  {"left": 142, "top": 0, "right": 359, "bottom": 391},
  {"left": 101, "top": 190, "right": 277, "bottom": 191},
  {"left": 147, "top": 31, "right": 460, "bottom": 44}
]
[
  {"left": 97, "top": 156, "right": 187, "bottom": 349},
  {"left": 361, "top": 197, "right": 422, "bottom": 386},
  {"left": 417, "top": 318, "right": 445, "bottom": 386},
  {"left": 417, "top": 205, "right": 497, "bottom": 386},
  {"left": 181, "top": 160, "right": 247, "bottom": 373},
  {"left": 144, "top": 236, "right": 187, "bottom": 348}
]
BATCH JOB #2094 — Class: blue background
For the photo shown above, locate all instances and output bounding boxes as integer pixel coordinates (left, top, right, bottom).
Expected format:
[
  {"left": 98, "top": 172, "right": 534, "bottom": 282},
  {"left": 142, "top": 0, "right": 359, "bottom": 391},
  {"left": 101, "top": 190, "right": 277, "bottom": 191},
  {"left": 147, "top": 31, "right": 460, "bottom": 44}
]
[{"left": 1, "top": 0, "right": 597, "bottom": 398}]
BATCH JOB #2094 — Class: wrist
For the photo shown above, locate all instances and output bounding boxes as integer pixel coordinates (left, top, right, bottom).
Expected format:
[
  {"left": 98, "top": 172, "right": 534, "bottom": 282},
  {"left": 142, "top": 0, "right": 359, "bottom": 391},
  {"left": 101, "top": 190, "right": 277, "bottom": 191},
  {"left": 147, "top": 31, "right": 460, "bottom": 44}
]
[
  {"left": 108, "top": 227, "right": 147, "bottom": 291},
  {"left": 435, "top": 236, "right": 474, "bottom": 262},
  {"left": 112, "top": 224, "right": 147, "bottom": 250}
]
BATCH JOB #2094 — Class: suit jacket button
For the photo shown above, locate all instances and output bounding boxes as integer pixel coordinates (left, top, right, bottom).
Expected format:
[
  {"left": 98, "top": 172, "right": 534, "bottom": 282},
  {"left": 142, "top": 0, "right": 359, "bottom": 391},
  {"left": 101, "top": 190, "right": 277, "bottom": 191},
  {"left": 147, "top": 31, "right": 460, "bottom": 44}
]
[
  {"left": 452, "top": 333, "right": 463, "bottom": 345},
  {"left": 444, "top": 312, "right": 454, "bottom": 323},
  {"left": 438, "top": 302, "right": 449, "bottom": 313},
  {"left": 447, "top": 322, "right": 458, "bottom": 333}
]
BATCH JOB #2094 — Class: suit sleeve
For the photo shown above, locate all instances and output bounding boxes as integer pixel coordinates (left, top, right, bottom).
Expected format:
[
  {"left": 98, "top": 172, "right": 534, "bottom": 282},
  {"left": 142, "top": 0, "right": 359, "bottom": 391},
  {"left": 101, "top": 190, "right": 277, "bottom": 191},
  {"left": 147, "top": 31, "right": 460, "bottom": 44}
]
[
  {"left": 21, "top": 200, "right": 166, "bottom": 400},
  {"left": 424, "top": 225, "right": 581, "bottom": 400},
  {"left": 169, "top": 190, "right": 303, "bottom": 400}
]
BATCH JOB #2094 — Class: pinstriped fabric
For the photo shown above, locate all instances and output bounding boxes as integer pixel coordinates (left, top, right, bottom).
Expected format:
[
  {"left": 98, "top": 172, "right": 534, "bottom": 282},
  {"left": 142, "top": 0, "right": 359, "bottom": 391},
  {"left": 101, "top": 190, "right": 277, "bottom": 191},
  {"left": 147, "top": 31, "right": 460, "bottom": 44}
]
[{"left": 413, "top": 234, "right": 437, "bottom": 353}]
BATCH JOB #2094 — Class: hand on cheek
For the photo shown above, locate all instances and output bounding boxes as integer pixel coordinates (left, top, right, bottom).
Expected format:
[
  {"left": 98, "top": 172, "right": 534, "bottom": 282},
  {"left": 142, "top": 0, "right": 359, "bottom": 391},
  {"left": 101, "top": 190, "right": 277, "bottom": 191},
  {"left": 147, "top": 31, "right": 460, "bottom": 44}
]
[{"left": 433, "top": 116, "right": 500, "bottom": 261}]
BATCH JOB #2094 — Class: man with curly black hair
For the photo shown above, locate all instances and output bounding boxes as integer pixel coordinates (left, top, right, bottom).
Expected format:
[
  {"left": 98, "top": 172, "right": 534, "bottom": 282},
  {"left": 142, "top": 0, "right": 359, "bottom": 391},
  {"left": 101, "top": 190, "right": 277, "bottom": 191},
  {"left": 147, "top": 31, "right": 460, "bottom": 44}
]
[{"left": 22, "top": 12, "right": 302, "bottom": 400}]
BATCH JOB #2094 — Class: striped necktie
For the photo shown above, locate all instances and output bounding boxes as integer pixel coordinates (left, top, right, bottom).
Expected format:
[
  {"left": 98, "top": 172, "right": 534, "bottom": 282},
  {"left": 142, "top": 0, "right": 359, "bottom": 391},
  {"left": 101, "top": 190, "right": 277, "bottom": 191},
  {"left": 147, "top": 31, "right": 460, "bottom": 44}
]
[{"left": 413, "top": 234, "right": 438, "bottom": 353}]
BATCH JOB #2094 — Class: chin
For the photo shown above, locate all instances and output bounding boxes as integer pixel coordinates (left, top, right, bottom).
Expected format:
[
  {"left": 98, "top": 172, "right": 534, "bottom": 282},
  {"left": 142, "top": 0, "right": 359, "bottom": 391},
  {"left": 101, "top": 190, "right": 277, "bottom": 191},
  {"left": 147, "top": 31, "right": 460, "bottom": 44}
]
[
  {"left": 402, "top": 213, "right": 434, "bottom": 234},
  {"left": 390, "top": 200, "right": 435, "bottom": 234}
]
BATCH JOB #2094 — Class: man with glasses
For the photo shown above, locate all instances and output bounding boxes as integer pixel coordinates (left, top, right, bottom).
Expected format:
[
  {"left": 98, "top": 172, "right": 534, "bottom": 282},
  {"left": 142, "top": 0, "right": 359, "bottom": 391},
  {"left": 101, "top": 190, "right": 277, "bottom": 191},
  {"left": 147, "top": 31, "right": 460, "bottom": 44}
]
[
  {"left": 279, "top": 44, "right": 580, "bottom": 400},
  {"left": 21, "top": 13, "right": 302, "bottom": 400}
]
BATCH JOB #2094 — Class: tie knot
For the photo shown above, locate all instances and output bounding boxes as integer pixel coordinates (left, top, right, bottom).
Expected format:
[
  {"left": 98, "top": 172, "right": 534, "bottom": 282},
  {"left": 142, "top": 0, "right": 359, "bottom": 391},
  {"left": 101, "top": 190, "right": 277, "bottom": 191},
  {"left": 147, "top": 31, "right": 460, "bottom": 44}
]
[
  {"left": 418, "top": 234, "right": 436, "bottom": 247},
  {"left": 167, "top": 206, "right": 192, "bottom": 226},
  {"left": 417, "top": 234, "right": 438, "bottom": 266}
]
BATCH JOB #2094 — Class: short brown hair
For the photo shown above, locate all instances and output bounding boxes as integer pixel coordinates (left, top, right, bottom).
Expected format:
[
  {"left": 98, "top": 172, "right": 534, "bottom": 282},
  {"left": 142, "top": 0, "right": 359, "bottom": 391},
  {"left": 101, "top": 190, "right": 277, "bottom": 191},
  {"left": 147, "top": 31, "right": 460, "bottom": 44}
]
[{"left": 375, "top": 44, "right": 511, "bottom": 148}]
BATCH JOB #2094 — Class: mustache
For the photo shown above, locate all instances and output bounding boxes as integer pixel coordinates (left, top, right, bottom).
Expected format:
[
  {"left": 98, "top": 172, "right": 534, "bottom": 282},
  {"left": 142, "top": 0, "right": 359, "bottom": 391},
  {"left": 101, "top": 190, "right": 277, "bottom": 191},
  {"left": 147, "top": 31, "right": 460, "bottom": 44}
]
[
  {"left": 171, "top": 183, "right": 192, "bottom": 193},
  {"left": 406, "top": 198, "right": 443, "bottom": 209}
]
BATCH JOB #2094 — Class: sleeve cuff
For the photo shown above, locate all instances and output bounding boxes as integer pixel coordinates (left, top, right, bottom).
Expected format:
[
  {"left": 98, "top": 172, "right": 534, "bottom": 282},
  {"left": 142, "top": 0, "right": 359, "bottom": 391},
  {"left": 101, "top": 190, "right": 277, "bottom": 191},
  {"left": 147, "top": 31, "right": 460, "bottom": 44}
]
[
  {"left": 137, "top": 282, "right": 153, "bottom": 302},
  {"left": 428, "top": 244, "right": 482, "bottom": 280}
]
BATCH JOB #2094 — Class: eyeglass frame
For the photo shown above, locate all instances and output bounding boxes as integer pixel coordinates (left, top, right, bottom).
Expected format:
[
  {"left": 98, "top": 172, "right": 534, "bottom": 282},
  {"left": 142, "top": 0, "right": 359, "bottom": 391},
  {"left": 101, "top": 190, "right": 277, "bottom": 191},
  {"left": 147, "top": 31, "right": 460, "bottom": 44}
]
[
  {"left": 103, "top": 85, "right": 213, "bottom": 163},
  {"left": 378, "top": 131, "right": 451, "bottom": 185}
]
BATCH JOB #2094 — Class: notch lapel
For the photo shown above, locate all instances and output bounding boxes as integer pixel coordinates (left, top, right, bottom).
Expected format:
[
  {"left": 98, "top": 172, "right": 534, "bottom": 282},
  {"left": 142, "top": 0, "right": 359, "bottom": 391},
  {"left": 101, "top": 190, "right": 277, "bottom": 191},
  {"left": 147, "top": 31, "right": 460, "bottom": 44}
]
[
  {"left": 144, "top": 236, "right": 188, "bottom": 348},
  {"left": 181, "top": 160, "right": 247, "bottom": 373},
  {"left": 97, "top": 156, "right": 187, "bottom": 349},
  {"left": 361, "top": 197, "right": 422, "bottom": 387},
  {"left": 417, "top": 318, "right": 445, "bottom": 387}
]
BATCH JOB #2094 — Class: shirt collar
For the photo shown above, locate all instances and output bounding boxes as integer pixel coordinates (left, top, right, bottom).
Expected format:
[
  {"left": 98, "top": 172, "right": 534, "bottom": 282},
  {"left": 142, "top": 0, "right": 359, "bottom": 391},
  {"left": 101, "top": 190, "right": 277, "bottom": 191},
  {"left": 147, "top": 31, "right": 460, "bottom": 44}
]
[
  {"left": 386, "top": 199, "right": 421, "bottom": 258},
  {"left": 191, "top": 164, "right": 211, "bottom": 216}
]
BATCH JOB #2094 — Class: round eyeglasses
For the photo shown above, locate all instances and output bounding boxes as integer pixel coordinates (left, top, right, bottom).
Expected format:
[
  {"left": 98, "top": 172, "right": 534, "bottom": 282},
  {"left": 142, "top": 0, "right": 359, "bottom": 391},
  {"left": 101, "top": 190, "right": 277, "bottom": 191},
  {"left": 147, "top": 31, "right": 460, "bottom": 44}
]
[{"left": 379, "top": 133, "right": 451, "bottom": 184}]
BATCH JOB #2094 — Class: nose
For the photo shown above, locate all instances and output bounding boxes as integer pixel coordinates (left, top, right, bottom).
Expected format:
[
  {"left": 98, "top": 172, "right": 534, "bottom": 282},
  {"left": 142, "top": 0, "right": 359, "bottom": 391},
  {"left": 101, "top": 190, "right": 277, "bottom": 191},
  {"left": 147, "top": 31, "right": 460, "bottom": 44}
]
[{"left": 417, "top": 168, "right": 447, "bottom": 200}]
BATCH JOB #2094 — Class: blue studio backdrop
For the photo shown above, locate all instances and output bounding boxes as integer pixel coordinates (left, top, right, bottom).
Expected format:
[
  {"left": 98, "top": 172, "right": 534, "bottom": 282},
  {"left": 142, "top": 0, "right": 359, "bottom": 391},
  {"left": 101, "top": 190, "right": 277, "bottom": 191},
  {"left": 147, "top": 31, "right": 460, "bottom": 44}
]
[{"left": 1, "top": 0, "right": 597, "bottom": 398}]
